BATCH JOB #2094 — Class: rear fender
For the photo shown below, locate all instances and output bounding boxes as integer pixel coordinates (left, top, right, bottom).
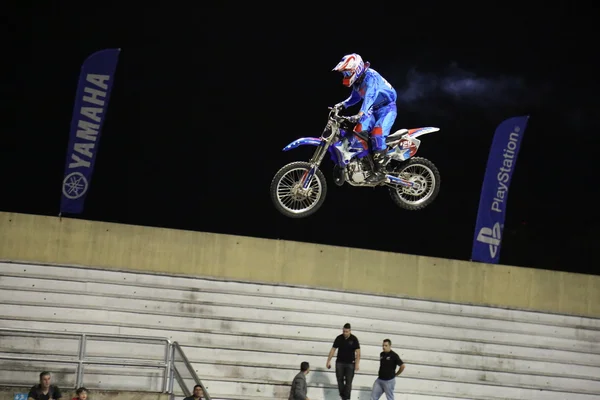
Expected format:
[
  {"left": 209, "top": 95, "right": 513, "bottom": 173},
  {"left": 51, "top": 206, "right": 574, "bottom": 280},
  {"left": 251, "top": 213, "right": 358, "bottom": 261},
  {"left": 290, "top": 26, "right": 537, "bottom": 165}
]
[
  {"left": 387, "top": 126, "right": 441, "bottom": 161},
  {"left": 282, "top": 137, "right": 323, "bottom": 151},
  {"left": 407, "top": 127, "right": 440, "bottom": 139}
]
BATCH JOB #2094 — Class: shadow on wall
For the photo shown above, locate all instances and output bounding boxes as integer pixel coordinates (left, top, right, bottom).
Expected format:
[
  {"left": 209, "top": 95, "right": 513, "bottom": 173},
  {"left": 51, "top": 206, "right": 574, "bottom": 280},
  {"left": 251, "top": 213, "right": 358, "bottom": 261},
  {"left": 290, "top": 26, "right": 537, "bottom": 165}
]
[{"left": 308, "top": 370, "right": 339, "bottom": 400}]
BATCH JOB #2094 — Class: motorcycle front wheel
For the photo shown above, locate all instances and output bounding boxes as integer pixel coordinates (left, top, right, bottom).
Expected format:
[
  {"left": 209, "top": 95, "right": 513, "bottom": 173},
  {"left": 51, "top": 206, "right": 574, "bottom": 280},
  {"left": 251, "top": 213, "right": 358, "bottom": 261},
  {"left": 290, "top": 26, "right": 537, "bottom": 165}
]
[{"left": 270, "top": 161, "right": 328, "bottom": 218}]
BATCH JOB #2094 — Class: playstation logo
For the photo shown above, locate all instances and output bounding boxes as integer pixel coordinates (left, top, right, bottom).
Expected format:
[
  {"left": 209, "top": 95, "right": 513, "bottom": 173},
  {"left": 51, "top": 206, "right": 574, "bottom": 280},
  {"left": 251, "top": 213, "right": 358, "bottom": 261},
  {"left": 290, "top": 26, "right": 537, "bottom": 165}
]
[{"left": 477, "top": 222, "right": 502, "bottom": 258}]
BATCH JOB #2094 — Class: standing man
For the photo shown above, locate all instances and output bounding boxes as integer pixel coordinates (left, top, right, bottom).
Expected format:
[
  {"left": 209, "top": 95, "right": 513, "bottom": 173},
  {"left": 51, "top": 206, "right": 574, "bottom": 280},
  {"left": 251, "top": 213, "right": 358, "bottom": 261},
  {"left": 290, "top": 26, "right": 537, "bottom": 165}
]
[
  {"left": 326, "top": 323, "right": 360, "bottom": 400},
  {"left": 289, "top": 361, "right": 310, "bottom": 400},
  {"left": 370, "top": 339, "right": 406, "bottom": 400}
]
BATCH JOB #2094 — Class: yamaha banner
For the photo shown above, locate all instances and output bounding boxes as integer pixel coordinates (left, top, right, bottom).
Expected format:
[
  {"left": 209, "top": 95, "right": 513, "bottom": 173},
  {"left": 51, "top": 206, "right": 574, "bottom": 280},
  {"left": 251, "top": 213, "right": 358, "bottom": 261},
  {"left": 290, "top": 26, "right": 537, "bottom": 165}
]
[
  {"left": 471, "top": 115, "right": 529, "bottom": 264},
  {"left": 60, "top": 48, "right": 121, "bottom": 215}
]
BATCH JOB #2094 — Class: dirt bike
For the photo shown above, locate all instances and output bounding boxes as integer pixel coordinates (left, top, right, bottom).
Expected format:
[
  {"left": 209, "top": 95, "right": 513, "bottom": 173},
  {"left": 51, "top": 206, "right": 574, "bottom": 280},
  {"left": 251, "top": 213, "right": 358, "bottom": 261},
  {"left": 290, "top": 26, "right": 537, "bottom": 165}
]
[{"left": 270, "top": 106, "right": 441, "bottom": 218}]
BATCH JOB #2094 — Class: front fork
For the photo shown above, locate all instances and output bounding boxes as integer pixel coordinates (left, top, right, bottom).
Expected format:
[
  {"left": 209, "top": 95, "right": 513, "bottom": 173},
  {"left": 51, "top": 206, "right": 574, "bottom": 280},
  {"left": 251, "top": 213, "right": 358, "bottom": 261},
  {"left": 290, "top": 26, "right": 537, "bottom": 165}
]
[{"left": 300, "top": 141, "right": 329, "bottom": 189}]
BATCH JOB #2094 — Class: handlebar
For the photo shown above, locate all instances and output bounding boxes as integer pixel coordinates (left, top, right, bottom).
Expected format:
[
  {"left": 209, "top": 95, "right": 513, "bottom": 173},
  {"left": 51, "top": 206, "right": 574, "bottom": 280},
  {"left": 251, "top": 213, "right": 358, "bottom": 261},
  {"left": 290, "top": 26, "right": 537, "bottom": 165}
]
[{"left": 327, "top": 105, "right": 351, "bottom": 121}]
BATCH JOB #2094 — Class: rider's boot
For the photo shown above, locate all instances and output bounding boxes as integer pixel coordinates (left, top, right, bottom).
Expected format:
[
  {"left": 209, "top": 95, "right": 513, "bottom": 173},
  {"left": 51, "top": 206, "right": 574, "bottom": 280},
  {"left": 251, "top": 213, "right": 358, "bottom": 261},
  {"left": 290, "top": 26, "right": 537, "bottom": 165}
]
[{"left": 365, "top": 150, "right": 387, "bottom": 184}]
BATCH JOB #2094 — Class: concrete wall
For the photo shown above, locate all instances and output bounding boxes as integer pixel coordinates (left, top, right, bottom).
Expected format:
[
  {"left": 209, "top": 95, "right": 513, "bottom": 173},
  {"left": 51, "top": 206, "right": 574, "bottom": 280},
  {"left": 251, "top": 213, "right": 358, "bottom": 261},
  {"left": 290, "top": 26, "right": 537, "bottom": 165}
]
[
  {"left": 1, "top": 212, "right": 598, "bottom": 318},
  {"left": 0, "top": 387, "right": 169, "bottom": 400},
  {"left": 1, "top": 262, "right": 598, "bottom": 400}
]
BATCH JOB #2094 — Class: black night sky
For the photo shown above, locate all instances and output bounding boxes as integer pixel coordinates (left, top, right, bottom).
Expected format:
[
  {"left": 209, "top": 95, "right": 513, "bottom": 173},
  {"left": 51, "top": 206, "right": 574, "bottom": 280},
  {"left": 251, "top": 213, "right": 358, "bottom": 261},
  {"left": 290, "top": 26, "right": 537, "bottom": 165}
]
[{"left": 4, "top": 4, "right": 598, "bottom": 275}]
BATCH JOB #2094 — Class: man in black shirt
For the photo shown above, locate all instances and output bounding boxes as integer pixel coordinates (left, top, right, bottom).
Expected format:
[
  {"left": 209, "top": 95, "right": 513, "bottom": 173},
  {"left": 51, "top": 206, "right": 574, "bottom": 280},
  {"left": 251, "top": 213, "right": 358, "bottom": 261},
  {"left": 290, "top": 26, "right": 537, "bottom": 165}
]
[
  {"left": 326, "top": 323, "right": 360, "bottom": 400},
  {"left": 183, "top": 384, "right": 204, "bottom": 400},
  {"left": 27, "top": 371, "right": 62, "bottom": 400},
  {"left": 370, "top": 339, "right": 405, "bottom": 400}
]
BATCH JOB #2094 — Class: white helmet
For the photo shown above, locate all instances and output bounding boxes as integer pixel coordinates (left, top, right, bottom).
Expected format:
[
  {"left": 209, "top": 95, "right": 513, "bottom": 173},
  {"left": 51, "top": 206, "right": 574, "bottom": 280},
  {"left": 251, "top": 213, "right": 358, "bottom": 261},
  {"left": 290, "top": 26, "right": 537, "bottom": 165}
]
[{"left": 332, "top": 53, "right": 370, "bottom": 87}]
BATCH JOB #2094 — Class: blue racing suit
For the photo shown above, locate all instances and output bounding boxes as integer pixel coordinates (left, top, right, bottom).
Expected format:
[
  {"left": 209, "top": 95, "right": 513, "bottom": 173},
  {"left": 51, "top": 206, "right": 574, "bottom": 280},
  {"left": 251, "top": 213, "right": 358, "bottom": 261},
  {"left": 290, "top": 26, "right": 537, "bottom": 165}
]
[{"left": 341, "top": 68, "right": 397, "bottom": 151}]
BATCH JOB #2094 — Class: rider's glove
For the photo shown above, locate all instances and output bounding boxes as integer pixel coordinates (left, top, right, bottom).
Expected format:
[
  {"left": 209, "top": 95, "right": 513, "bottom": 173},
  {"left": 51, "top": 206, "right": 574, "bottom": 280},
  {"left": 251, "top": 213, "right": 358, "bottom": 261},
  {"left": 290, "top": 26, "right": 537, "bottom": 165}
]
[
  {"left": 334, "top": 102, "right": 345, "bottom": 110},
  {"left": 348, "top": 114, "right": 361, "bottom": 124}
]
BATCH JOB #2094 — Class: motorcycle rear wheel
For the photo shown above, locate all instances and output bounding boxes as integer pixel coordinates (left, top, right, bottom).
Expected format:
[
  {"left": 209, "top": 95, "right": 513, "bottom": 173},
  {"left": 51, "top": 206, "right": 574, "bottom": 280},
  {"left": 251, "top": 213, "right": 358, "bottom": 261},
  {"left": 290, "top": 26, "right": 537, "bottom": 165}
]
[{"left": 388, "top": 157, "right": 441, "bottom": 211}]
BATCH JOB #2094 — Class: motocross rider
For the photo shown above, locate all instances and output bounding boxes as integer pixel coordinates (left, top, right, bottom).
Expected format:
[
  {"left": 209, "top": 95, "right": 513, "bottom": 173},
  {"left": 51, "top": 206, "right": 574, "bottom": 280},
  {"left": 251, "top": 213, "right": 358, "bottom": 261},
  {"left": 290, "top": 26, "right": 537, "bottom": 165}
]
[{"left": 332, "top": 53, "right": 398, "bottom": 184}]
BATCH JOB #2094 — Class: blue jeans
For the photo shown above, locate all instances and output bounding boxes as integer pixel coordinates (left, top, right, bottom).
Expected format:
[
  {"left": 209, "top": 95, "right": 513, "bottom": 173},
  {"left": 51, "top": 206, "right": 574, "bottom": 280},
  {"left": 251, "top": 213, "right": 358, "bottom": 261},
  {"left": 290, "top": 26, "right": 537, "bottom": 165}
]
[{"left": 371, "top": 377, "right": 396, "bottom": 400}]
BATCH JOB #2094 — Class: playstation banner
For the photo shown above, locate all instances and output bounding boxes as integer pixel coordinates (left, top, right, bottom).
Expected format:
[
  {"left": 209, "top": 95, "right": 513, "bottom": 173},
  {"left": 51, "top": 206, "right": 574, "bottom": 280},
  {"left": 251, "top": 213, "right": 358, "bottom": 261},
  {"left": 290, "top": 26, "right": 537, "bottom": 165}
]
[
  {"left": 471, "top": 115, "right": 529, "bottom": 264},
  {"left": 60, "top": 48, "right": 121, "bottom": 215}
]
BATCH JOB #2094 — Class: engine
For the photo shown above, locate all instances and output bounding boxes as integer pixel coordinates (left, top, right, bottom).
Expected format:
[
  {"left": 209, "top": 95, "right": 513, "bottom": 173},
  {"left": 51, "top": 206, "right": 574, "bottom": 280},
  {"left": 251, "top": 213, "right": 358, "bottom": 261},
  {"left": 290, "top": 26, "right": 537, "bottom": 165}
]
[{"left": 347, "top": 159, "right": 371, "bottom": 183}]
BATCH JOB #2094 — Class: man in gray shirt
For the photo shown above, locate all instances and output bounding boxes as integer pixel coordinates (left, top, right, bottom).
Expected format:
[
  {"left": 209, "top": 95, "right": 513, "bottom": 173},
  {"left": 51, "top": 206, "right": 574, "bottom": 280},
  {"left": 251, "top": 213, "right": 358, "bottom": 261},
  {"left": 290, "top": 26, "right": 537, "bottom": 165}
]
[{"left": 289, "top": 361, "right": 310, "bottom": 400}]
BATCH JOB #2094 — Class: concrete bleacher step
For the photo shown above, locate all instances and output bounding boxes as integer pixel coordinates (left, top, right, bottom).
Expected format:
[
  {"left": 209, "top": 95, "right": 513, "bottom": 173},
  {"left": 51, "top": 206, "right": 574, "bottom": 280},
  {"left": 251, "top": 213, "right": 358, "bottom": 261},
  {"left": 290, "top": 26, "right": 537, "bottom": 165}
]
[
  {"left": 176, "top": 375, "right": 600, "bottom": 400},
  {"left": 3, "top": 276, "right": 598, "bottom": 344},
  {"left": 1, "top": 262, "right": 600, "bottom": 399},
  {"left": 209, "top": 396, "right": 471, "bottom": 400},
  {"left": 4, "top": 318, "right": 599, "bottom": 383},
  {"left": 0, "top": 387, "right": 170, "bottom": 400},
  {"left": 2, "top": 263, "right": 598, "bottom": 333},
  {"left": 173, "top": 389, "right": 478, "bottom": 400},
  {"left": 2, "top": 312, "right": 596, "bottom": 396},
  {"left": 187, "top": 358, "right": 600, "bottom": 394},
  {"left": 177, "top": 391, "right": 481, "bottom": 400},
  {"left": 1, "top": 291, "right": 599, "bottom": 359},
  {"left": 181, "top": 340, "right": 600, "bottom": 381},
  {"left": 0, "top": 364, "right": 166, "bottom": 392},
  {"left": 1, "top": 274, "right": 598, "bottom": 344},
  {"left": 2, "top": 300, "right": 599, "bottom": 371}
]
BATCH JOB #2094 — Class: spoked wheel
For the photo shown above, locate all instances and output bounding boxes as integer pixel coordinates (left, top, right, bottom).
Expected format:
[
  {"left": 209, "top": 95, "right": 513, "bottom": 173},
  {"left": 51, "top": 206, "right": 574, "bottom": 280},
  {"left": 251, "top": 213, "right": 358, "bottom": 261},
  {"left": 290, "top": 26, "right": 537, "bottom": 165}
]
[
  {"left": 388, "top": 157, "right": 441, "bottom": 211},
  {"left": 270, "top": 161, "right": 328, "bottom": 218}
]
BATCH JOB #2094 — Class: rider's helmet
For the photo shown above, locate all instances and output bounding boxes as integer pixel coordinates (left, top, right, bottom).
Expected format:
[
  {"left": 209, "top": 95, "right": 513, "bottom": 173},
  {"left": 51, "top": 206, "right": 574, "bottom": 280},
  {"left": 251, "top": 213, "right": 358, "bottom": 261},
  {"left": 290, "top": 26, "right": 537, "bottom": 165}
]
[{"left": 332, "top": 53, "right": 370, "bottom": 87}]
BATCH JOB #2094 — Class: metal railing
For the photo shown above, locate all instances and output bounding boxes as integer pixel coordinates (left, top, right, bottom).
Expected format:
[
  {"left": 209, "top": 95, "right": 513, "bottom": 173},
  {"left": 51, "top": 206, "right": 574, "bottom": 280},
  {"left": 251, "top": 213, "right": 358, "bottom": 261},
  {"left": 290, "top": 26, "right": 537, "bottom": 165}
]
[
  {"left": 168, "top": 342, "right": 211, "bottom": 400},
  {"left": 0, "top": 328, "right": 172, "bottom": 392},
  {"left": 0, "top": 329, "right": 212, "bottom": 399}
]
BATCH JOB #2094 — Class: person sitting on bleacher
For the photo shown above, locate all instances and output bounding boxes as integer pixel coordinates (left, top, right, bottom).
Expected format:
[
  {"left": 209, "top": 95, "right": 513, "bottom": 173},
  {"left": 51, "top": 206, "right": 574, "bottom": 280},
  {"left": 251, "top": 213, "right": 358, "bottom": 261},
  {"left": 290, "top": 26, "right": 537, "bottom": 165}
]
[
  {"left": 183, "top": 384, "right": 203, "bottom": 400},
  {"left": 71, "top": 387, "right": 88, "bottom": 400},
  {"left": 27, "top": 371, "right": 62, "bottom": 400}
]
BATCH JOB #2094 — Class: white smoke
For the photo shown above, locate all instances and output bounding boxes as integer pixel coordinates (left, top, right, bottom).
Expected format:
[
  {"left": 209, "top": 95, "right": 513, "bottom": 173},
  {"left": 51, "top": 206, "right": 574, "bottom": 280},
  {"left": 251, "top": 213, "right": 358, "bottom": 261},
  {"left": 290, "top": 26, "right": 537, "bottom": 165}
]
[{"left": 397, "top": 63, "right": 541, "bottom": 109}]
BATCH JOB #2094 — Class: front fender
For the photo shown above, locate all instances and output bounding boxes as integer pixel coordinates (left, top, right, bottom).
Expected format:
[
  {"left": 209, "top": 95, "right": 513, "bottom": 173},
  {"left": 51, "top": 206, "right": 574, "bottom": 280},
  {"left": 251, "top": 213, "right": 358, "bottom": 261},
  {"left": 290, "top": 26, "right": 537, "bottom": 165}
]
[{"left": 282, "top": 137, "right": 323, "bottom": 151}]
